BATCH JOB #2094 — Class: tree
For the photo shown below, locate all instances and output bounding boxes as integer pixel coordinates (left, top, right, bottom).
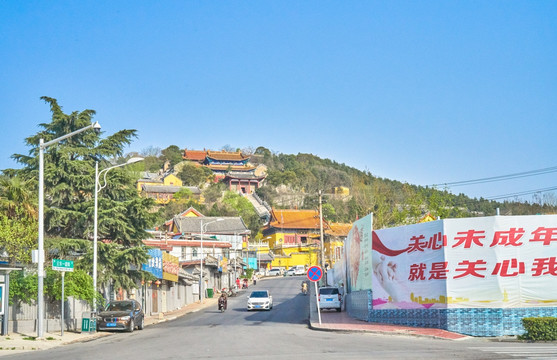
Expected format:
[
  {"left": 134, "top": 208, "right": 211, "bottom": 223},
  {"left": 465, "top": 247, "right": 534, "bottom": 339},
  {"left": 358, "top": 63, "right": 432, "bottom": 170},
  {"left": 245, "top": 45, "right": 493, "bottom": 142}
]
[
  {"left": 0, "top": 175, "right": 37, "bottom": 219},
  {"left": 10, "top": 97, "right": 156, "bottom": 299},
  {"left": 0, "top": 175, "right": 38, "bottom": 265},
  {"left": 0, "top": 211, "right": 37, "bottom": 265},
  {"left": 178, "top": 162, "right": 213, "bottom": 186},
  {"left": 161, "top": 145, "right": 183, "bottom": 167}
]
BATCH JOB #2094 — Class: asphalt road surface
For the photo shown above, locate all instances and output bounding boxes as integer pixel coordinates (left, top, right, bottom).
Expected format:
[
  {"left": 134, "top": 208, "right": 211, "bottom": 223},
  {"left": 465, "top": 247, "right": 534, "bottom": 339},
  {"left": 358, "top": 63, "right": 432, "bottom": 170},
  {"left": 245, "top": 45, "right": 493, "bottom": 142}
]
[{"left": 3, "top": 277, "right": 556, "bottom": 360}]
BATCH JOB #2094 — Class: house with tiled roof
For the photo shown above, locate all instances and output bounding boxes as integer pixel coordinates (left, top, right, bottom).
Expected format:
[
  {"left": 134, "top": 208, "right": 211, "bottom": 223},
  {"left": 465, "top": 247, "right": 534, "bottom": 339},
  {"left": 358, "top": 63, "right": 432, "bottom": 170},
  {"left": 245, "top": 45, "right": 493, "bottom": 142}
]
[
  {"left": 262, "top": 208, "right": 330, "bottom": 270},
  {"left": 136, "top": 171, "right": 200, "bottom": 204},
  {"left": 144, "top": 211, "right": 250, "bottom": 297}
]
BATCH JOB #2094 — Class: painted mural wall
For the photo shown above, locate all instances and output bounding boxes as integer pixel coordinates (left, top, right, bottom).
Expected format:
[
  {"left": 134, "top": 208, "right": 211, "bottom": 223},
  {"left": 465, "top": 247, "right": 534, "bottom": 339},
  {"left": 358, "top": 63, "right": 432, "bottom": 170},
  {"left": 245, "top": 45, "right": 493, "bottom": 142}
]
[
  {"left": 344, "top": 214, "right": 373, "bottom": 292},
  {"left": 366, "top": 214, "right": 557, "bottom": 309}
]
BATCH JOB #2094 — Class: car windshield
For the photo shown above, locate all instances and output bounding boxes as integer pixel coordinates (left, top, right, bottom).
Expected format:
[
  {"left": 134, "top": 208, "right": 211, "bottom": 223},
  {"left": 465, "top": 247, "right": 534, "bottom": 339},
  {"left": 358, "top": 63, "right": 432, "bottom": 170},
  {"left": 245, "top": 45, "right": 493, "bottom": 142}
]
[
  {"left": 319, "top": 288, "right": 339, "bottom": 295},
  {"left": 106, "top": 301, "right": 134, "bottom": 311},
  {"left": 250, "top": 291, "right": 269, "bottom": 298}
]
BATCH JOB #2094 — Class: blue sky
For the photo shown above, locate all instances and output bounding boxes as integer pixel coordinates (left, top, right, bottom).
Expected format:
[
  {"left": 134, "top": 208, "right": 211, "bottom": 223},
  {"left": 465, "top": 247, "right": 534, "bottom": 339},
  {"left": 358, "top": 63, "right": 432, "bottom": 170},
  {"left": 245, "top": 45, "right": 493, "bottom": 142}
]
[{"left": 1, "top": 1, "right": 556, "bottom": 203}]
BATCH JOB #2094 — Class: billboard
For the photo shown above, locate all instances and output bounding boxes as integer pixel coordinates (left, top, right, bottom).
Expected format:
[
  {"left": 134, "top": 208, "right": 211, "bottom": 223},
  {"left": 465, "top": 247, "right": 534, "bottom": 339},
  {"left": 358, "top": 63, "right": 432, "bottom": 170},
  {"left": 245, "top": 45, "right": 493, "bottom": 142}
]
[
  {"left": 163, "top": 252, "right": 179, "bottom": 282},
  {"left": 345, "top": 214, "right": 373, "bottom": 292},
  {"left": 142, "top": 248, "right": 163, "bottom": 279},
  {"left": 371, "top": 215, "right": 557, "bottom": 309}
]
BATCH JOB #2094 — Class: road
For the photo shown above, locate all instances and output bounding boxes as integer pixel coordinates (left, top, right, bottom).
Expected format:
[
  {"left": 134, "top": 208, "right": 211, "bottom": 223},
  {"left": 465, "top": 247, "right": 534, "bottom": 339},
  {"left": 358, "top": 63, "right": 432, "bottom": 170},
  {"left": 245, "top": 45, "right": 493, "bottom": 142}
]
[{"left": 3, "top": 276, "right": 556, "bottom": 360}]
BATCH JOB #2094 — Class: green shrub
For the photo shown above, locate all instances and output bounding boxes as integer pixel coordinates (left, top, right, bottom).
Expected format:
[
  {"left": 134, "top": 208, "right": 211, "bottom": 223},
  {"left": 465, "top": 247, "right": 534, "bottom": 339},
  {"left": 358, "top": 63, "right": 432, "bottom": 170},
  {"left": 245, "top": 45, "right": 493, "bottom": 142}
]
[{"left": 520, "top": 317, "right": 557, "bottom": 341}]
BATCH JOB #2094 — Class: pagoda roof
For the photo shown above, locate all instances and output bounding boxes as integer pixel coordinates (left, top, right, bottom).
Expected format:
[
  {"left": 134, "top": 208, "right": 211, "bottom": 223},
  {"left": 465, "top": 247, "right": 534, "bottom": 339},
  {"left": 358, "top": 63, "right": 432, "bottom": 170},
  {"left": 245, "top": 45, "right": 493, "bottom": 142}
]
[
  {"left": 207, "top": 164, "right": 256, "bottom": 171},
  {"left": 269, "top": 209, "right": 328, "bottom": 230},
  {"left": 223, "top": 172, "right": 266, "bottom": 181},
  {"left": 325, "top": 222, "right": 352, "bottom": 237},
  {"left": 206, "top": 150, "right": 250, "bottom": 161},
  {"left": 183, "top": 149, "right": 207, "bottom": 161}
]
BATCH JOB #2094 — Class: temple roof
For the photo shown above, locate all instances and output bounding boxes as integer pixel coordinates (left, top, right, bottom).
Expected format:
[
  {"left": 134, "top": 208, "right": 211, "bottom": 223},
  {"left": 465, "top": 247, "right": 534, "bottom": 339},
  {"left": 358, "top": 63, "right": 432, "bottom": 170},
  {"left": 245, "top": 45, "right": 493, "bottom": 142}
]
[
  {"left": 269, "top": 209, "right": 328, "bottom": 230},
  {"left": 325, "top": 222, "right": 352, "bottom": 237},
  {"left": 183, "top": 149, "right": 207, "bottom": 161},
  {"left": 206, "top": 150, "right": 250, "bottom": 161},
  {"left": 223, "top": 172, "right": 266, "bottom": 181},
  {"left": 207, "top": 164, "right": 256, "bottom": 171}
]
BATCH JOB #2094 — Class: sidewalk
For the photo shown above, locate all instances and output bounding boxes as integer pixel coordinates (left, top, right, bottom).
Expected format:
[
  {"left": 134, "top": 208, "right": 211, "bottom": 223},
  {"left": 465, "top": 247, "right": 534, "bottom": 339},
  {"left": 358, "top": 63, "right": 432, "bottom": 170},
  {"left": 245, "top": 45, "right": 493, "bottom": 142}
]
[
  {"left": 0, "top": 296, "right": 219, "bottom": 356},
  {"left": 307, "top": 290, "right": 469, "bottom": 340}
]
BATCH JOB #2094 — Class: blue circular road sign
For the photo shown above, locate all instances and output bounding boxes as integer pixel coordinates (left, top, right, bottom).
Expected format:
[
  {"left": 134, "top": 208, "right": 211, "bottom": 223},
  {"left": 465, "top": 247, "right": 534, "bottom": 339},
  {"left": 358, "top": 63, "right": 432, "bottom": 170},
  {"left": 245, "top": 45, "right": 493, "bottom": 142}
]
[{"left": 307, "top": 266, "right": 323, "bottom": 282}]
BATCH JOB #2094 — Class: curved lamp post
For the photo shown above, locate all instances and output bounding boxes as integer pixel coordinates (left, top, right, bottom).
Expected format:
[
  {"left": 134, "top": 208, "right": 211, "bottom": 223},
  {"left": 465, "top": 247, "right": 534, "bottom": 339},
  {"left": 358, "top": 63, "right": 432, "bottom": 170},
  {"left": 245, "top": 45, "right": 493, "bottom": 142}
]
[
  {"left": 37, "top": 121, "right": 101, "bottom": 338},
  {"left": 93, "top": 157, "right": 144, "bottom": 313},
  {"left": 199, "top": 218, "right": 223, "bottom": 302}
]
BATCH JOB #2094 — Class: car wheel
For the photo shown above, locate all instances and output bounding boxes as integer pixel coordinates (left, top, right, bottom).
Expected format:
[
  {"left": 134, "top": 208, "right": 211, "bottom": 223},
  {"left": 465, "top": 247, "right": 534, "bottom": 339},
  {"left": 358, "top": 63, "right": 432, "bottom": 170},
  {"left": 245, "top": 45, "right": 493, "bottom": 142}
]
[
  {"left": 138, "top": 316, "right": 144, "bottom": 330},
  {"left": 127, "top": 318, "right": 135, "bottom": 332}
]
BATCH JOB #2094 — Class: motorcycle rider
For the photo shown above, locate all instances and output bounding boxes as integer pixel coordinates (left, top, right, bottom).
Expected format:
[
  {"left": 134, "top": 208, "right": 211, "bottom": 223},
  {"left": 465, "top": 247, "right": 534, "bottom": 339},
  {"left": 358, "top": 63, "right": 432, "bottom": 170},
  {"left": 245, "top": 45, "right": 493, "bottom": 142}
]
[
  {"left": 218, "top": 292, "right": 228, "bottom": 312},
  {"left": 301, "top": 281, "right": 308, "bottom": 295}
]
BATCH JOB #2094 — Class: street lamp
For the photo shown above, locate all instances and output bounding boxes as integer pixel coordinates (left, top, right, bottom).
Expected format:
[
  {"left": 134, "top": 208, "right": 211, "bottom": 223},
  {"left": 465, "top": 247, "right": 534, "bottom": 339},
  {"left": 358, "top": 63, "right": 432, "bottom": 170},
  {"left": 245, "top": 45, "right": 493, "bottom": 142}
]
[
  {"left": 93, "top": 157, "right": 144, "bottom": 313},
  {"left": 199, "top": 218, "right": 223, "bottom": 302},
  {"left": 37, "top": 121, "right": 101, "bottom": 338}
]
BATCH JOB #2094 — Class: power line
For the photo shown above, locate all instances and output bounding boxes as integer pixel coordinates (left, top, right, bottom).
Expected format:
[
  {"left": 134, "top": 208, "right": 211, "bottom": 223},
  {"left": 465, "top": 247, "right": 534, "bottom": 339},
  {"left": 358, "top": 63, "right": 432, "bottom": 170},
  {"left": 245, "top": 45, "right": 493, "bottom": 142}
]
[
  {"left": 486, "top": 186, "right": 557, "bottom": 201},
  {"left": 431, "top": 165, "right": 557, "bottom": 187}
]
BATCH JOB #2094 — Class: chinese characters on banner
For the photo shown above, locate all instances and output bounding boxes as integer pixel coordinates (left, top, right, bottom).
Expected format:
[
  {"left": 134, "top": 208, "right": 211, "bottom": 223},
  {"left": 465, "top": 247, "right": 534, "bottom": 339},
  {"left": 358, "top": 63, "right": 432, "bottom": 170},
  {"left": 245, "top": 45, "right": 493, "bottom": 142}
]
[
  {"left": 142, "top": 248, "right": 163, "bottom": 279},
  {"left": 370, "top": 215, "right": 557, "bottom": 309}
]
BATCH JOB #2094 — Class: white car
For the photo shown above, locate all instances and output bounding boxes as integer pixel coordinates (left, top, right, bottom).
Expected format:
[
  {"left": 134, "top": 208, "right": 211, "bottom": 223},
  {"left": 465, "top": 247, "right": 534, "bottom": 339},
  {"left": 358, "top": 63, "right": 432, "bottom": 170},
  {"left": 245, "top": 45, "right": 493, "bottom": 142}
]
[
  {"left": 318, "top": 287, "right": 342, "bottom": 312},
  {"left": 285, "top": 268, "right": 295, "bottom": 276},
  {"left": 293, "top": 266, "right": 306, "bottom": 276},
  {"left": 247, "top": 290, "right": 273, "bottom": 311},
  {"left": 268, "top": 268, "right": 281, "bottom": 276}
]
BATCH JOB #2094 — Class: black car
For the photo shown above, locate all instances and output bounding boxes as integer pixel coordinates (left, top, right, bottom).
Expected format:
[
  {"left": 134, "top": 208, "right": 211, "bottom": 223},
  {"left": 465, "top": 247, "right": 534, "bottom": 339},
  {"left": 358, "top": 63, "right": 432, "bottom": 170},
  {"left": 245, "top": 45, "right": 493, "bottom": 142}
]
[{"left": 97, "top": 299, "right": 145, "bottom": 332}]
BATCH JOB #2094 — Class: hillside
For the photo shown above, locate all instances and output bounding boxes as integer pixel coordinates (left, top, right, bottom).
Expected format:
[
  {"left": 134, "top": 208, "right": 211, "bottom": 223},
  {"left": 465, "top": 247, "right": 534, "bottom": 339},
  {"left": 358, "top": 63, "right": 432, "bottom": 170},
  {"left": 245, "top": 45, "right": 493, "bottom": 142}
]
[{"left": 143, "top": 145, "right": 557, "bottom": 231}]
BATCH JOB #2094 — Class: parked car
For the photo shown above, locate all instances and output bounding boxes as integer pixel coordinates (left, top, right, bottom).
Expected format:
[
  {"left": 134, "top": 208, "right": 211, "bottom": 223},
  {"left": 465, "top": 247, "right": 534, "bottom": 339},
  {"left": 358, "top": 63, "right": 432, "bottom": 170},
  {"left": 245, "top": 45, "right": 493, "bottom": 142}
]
[
  {"left": 268, "top": 268, "right": 281, "bottom": 276},
  {"left": 293, "top": 265, "right": 306, "bottom": 276},
  {"left": 318, "top": 287, "right": 342, "bottom": 312},
  {"left": 285, "top": 268, "right": 295, "bottom": 276},
  {"left": 247, "top": 290, "right": 273, "bottom": 311},
  {"left": 97, "top": 299, "right": 145, "bottom": 332}
]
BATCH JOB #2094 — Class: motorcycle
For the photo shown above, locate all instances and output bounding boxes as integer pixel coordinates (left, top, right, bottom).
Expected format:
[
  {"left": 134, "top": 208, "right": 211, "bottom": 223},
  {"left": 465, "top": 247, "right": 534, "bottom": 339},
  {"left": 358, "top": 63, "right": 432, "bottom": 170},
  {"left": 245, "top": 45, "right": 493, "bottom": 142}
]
[
  {"left": 218, "top": 296, "right": 228, "bottom": 312},
  {"left": 301, "top": 282, "right": 308, "bottom": 295}
]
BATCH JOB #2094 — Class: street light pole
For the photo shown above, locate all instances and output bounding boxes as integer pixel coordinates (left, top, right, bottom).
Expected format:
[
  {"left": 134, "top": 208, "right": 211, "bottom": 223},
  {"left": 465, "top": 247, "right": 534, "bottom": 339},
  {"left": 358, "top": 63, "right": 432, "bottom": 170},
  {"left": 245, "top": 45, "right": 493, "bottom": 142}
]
[
  {"left": 93, "top": 157, "right": 143, "bottom": 313},
  {"left": 199, "top": 218, "right": 223, "bottom": 302},
  {"left": 319, "top": 190, "right": 325, "bottom": 283},
  {"left": 37, "top": 121, "right": 100, "bottom": 338}
]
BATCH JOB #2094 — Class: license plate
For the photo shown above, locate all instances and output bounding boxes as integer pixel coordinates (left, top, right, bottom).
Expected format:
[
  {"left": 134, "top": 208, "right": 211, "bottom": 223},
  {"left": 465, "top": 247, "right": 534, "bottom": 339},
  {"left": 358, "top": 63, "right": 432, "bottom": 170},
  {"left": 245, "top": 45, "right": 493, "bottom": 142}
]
[
  {"left": 326, "top": 299, "right": 333, "bottom": 301},
  {"left": 255, "top": 305, "right": 261, "bottom": 308},
  {"left": 106, "top": 322, "right": 117, "bottom": 327}
]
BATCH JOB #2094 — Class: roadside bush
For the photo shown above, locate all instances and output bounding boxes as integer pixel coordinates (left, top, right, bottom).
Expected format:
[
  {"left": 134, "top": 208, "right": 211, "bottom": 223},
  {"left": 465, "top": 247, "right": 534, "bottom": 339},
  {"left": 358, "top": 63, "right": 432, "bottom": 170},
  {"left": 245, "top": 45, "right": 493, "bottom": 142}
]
[{"left": 520, "top": 317, "right": 557, "bottom": 341}]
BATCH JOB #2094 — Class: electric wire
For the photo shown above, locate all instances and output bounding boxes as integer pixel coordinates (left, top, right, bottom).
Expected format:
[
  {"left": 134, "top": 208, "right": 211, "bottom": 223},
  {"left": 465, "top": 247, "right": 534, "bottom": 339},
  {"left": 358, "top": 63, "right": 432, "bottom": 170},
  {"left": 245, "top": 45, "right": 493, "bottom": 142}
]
[
  {"left": 486, "top": 186, "right": 557, "bottom": 201},
  {"left": 430, "top": 165, "right": 557, "bottom": 187}
]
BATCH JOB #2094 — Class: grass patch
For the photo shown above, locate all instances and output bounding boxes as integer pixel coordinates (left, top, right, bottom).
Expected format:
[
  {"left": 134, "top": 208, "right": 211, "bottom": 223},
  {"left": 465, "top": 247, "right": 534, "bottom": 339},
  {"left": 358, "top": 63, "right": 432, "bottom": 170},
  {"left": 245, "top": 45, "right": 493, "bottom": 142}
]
[
  {"left": 46, "top": 337, "right": 56, "bottom": 341},
  {"left": 22, "top": 336, "right": 36, "bottom": 341}
]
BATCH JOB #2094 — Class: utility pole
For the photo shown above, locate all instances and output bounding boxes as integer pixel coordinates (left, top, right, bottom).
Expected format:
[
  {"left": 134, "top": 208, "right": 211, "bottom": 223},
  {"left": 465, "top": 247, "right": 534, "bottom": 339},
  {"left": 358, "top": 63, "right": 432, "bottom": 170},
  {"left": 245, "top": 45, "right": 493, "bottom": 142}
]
[{"left": 319, "top": 190, "right": 325, "bottom": 284}]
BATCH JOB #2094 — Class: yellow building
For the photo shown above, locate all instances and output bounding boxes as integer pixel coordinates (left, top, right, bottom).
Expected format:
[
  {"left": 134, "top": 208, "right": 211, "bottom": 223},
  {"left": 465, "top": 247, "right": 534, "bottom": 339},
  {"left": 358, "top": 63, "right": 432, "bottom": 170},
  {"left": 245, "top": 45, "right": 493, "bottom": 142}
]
[
  {"left": 137, "top": 172, "right": 183, "bottom": 192},
  {"left": 262, "top": 208, "right": 327, "bottom": 270},
  {"left": 324, "top": 222, "right": 352, "bottom": 267}
]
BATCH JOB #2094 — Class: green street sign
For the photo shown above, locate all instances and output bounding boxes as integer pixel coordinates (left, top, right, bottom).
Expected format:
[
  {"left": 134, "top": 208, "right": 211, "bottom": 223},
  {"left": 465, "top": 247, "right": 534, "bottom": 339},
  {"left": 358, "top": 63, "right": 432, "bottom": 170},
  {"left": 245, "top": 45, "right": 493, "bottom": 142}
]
[{"left": 52, "top": 259, "right": 74, "bottom": 272}]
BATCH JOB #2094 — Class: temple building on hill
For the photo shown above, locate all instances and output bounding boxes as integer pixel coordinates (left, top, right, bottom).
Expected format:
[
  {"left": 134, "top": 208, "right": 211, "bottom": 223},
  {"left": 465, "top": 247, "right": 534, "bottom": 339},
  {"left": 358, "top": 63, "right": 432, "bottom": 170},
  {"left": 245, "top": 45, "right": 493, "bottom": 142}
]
[{"left": 182, "top": 148, "right": 266, "bottom": 193}]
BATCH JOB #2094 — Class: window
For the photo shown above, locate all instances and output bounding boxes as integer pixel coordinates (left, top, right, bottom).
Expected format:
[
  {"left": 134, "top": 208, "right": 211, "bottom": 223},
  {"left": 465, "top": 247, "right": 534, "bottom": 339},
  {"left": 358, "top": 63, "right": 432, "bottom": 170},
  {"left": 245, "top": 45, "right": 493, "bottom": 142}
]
[{"left": 193, "top": 249, "right": 198, "bottom": 258}]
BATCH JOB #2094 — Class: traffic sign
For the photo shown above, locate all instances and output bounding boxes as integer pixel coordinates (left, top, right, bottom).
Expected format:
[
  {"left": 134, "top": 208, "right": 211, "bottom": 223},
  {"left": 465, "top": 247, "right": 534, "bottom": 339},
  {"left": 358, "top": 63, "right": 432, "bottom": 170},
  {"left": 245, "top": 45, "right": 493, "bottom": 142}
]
[
  {"left": 52, "top": 259, "right": 74, "bottom": 272},
  {"left": 307, "top": 266, "right": 323, "bottom": 282}
]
